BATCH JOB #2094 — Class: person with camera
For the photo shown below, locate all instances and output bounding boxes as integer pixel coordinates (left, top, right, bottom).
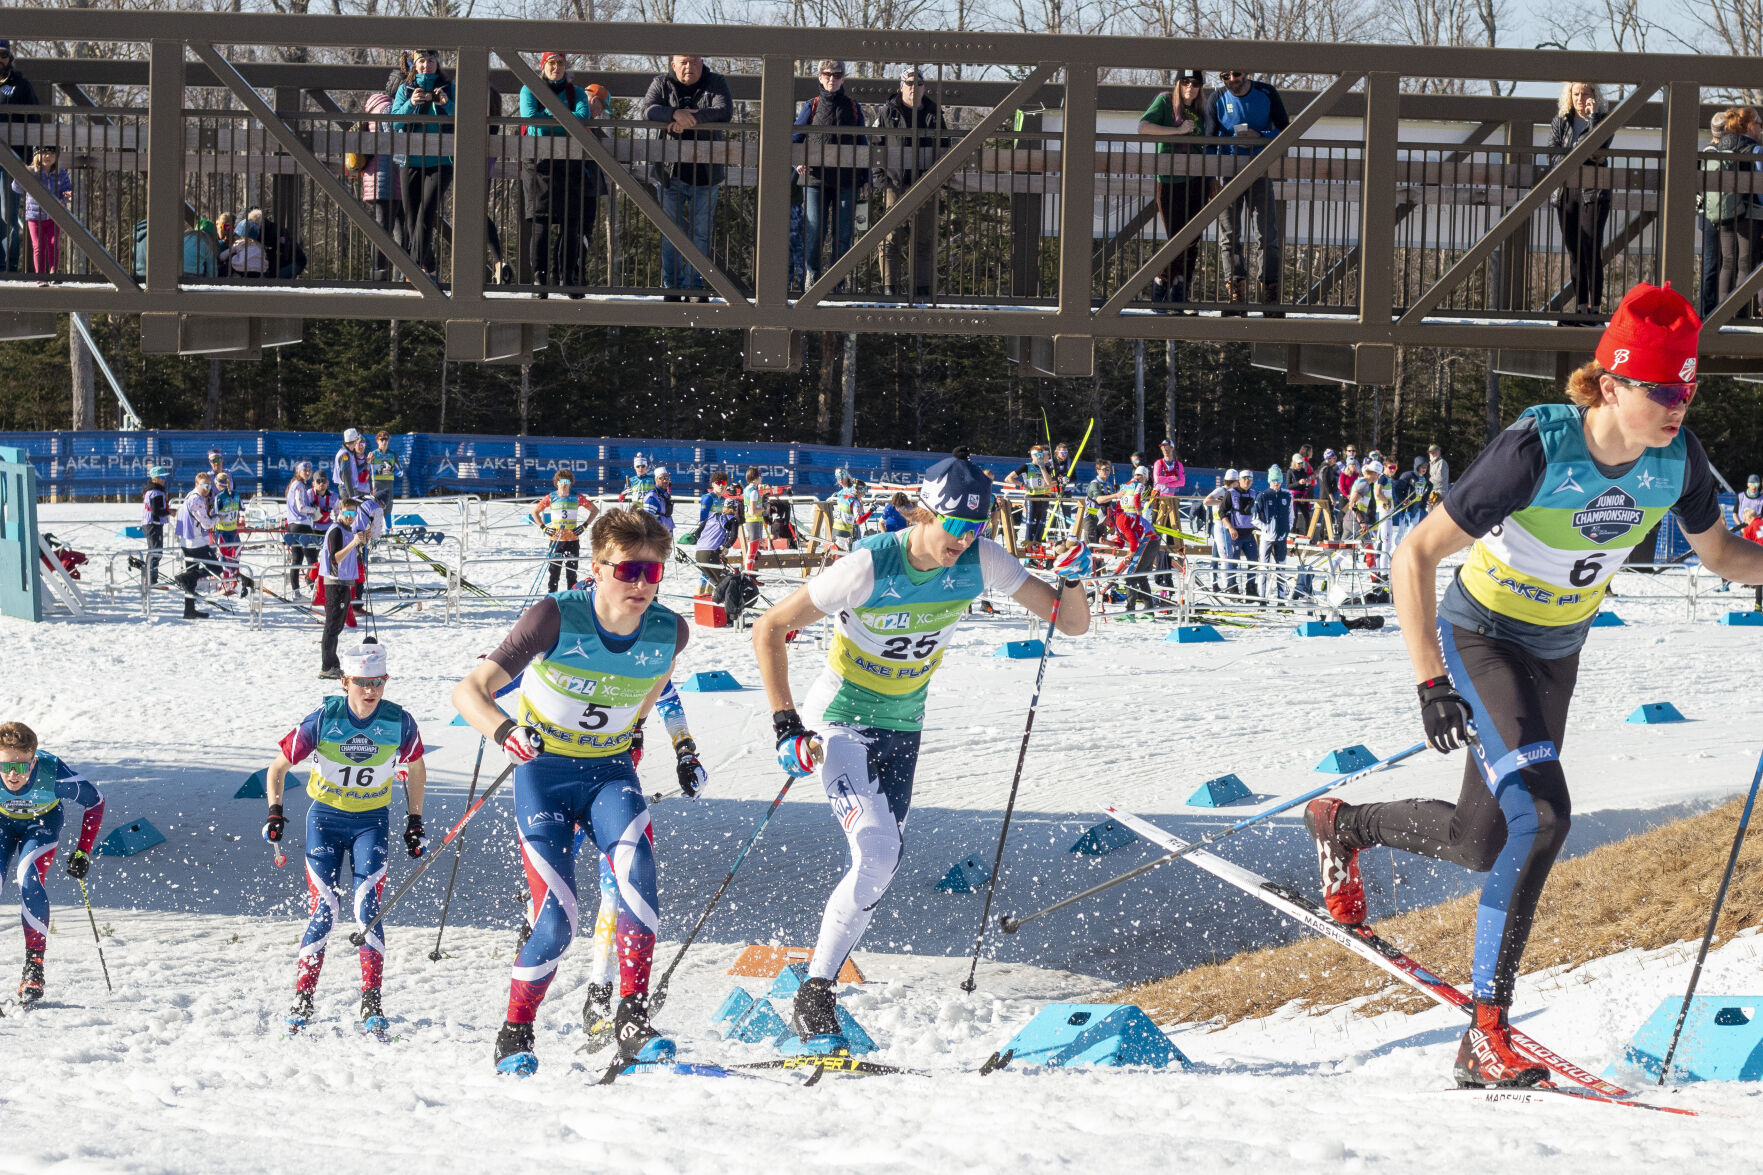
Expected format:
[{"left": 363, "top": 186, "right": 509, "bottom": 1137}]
[
  {"left": 391, "top": 50, "right": 455, "bottom": 280},
  {"left": 0, "top": 40, "right": 40, "bottom": 274}
]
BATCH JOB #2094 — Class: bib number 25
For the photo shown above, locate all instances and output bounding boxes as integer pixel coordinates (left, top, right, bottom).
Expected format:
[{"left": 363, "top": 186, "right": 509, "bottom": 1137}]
[{"left": 880, "top": 634, "right": 938, "bottom": 660}]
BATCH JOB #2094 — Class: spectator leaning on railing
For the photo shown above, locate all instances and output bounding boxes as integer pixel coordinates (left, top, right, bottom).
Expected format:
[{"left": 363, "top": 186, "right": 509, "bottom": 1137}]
[
  {"left": 1208, "top": 69, "right": 1288, "bottom": 316},
  {"left": 1706, "top": 106, "right": 1763, "bottom": 319},
  {"left": 0, "top": 40, "right": 41, "bottom": 275},
  {"left": 869, "top": 65, "right": 948, "bottom": 300},
  {"left": 11, "top": 145, "right": 69, "bottom": 283},
  {"left": 1137, "top": 69, "right": 1214, "bottom": 309},
  {"left": 520, "top": 51, "right": 599, "bottom": 297},
  {"left": 643, "top": 54, "right": 732, "bottom": 302}
]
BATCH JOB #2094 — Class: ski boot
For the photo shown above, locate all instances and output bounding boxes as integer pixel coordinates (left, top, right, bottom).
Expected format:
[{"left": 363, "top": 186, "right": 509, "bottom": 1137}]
[
  {"left": 790, "top": 976, "right": 848, "bottom": 1054},
  {"left": 361, "top": 987, "right": 388, "bottom": 1035},
  {"left": 1304, "top": 797, "right": 1366, "bottom": 926},
  {"left": 18, "top": 948, "right": 44, "bottom": 1006},
  {"left": 494, "top": 1020, "right": 539, "bottom": 1077},
  {"left": 287, "top": 989, "right": 314, "bottom": 1032},
  {"left": 612, "top": 993, "right": 676, "bottom": 1065},
  {"left": 182, "top": 598, "right": 209, "bottom": 620},
  {"left": 580, "top": 981, "right": 615, "bottom": 1048},
  {"left": 1454, "top": 1002, "right": 1547, "bottom": 1088}
]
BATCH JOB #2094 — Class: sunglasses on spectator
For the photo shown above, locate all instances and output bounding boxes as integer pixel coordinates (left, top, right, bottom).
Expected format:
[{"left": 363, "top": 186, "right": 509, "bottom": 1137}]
[
  {"left": 933, "top": 513, "right": 986, "bottom": 539},
  {"left": 349, "top": 676, "right": 389, "bottom": 689},
  {"left": 1620, "top": 378, "right": 1697, "bottom": 409},
  {"left": 821, "top": 70, "right": 845, "bottom": 78},
  {"left": 1222, "top": 70, "right": 1245, "bottom": 78},
  {"left": 903, "top": 77, "right": 923, "bottom": 84},
  {"left": 601, "top": 559, "right": 666, "bottom": 584}
]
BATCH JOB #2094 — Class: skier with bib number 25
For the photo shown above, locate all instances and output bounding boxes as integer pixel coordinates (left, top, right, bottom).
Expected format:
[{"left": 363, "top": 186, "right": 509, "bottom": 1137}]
[
  {"left": 752, "top": 450, "right": 1090, "bottom": 1055},
  {"left": 1303, "top": 283, "right": 1763, "bottom": 1088}
]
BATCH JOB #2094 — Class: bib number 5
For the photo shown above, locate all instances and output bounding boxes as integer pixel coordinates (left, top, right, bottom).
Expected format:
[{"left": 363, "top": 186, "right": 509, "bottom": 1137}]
[{"left": 578, "top": 703, "right": 610, "bottom": 730}]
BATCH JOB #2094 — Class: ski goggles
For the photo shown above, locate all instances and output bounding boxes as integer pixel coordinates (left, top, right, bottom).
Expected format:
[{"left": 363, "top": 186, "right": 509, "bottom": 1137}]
[
  {"left": 602, "top": 559, "right": 665, "bottom": 584},
  {"left": 933, "top": 513, "right": 986, "bottom": 540},
  {"left": 348, "top": 675, "right": 389, "bottom": 689},
  {"left": 0, "top": 758, "right": 33, "bottom": 777},
  {"left": 1620, "top": 377, "right": 1697, "bottom": 409}
]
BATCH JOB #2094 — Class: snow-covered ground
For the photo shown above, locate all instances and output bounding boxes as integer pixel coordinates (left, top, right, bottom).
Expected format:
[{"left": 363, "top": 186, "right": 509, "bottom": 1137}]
[{"left": 6, "top": 500, "right": 1763, "bottom": 1172}]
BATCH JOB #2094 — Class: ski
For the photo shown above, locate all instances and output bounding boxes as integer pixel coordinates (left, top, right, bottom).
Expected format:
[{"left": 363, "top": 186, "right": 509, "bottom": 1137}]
[
  {"left": 581, "top": 1059, "right": 780, "bottom": 1082},
  {"left": 386, "top": 534, "right": 495, "bottom": 598},
  {"left": 732, "top": 1055, "right": 924, "bottom": 1079},
  {"left": 1105, "top": 806, "right": 1642, "bottom": 1102},
  {"left": 1446, "top": 1086, "right": 1698, "bottom": 1116}
]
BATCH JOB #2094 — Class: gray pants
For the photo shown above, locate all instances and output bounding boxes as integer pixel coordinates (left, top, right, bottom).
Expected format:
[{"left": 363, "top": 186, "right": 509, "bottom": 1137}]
[{"left": 1217, "top": 175, "right": 1282, "bottom": 284}]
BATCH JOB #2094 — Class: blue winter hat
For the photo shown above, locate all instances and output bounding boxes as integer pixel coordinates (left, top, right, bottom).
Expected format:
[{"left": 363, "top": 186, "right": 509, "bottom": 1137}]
[
  {"left": 917, "top": 452, "right": 992, "bottom": 521},
  {"left": 1267, "top": 464, "right": 1284, "bottom": 484}
]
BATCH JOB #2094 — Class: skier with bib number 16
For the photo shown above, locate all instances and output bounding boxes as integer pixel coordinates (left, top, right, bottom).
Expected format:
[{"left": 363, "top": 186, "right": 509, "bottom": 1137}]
[{"left": 1303, "top": 282, "right": 1763, "bottom": 1088}]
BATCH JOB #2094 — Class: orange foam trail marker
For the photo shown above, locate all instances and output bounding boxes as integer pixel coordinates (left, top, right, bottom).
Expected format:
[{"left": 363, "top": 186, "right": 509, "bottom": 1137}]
[{"left": 728, "top": 944, "right": 864, "bottom": 985}]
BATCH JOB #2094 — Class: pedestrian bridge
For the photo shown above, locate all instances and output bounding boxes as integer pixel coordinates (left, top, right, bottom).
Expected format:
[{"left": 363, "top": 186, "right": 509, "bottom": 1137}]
[{"left": 1, "top": 9, "right": 1760, "bottom": 383}]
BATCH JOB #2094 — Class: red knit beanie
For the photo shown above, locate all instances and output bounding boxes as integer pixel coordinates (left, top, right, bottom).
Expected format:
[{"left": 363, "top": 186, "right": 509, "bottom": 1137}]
[{"left": 1595, "top": 282, "right": 1702, "bottom": 383}]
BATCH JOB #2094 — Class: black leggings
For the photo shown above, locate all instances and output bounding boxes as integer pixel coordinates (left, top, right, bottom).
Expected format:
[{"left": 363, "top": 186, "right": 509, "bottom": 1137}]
[
  {"left": 1344, "top": 621, "right": 1577, "bottom": 1007},
  {"left": 547, "top": 538, "right": 580, "bottom": 593},
  {"left": 287, "top": 523, "right": 317, "bottom": 592}
]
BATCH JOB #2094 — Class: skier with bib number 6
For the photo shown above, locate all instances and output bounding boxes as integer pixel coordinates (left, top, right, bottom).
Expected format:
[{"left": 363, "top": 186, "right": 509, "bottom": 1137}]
[
  {"left": 1303, "top": 283, "right": 1763, "bottom": 1088},
  {"left": 751, "top": 450, "right": 1090, "bottom": 1054}
]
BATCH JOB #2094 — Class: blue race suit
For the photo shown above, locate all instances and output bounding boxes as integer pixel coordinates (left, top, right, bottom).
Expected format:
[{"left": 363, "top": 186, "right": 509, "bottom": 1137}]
[{"left": 0, "top": 753, "right": 104, "bottom": 953}]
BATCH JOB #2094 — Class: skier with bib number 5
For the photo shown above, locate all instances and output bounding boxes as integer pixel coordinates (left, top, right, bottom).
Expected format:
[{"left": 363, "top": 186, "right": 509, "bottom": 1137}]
[
  {"left": 1303, "top": 283, "right": 1763, "bottom": 1088},
  {"left": 752, "top": 450, "right": 1090, "bottom": 1055},
  {"left": 262, "top": 638, "right": 427, "bottom": 1036},
  {"left": 452, "top": 508, "right": 694, "bottom": 1077}
]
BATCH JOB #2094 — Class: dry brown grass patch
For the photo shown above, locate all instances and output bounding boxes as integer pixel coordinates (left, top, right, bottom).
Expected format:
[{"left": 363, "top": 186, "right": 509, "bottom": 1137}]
[{"left": 1115, "top": 795, "right": 1763, "bottom": 1026}]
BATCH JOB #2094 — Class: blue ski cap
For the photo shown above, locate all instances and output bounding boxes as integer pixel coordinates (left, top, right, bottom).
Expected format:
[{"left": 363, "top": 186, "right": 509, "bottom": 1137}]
[
  {"left": 148, "top": 464, "right": 169, "bottom": 478},
  {"left": 1267, "top": 465, "right": 1283, "bottom": 484},
  {"left": 918, "top": 453, "right": 992, "bottom": 522}
]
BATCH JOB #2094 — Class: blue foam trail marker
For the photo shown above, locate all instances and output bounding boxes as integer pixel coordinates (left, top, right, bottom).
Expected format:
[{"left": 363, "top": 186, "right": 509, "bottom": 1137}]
[
  {"left": 1591, "top": 611, "right": 1626, "bottom": 627},
  {"left": 999, "top": 1003, "right": 1188, "bottom": 1069},
  {"left": 712, "top": 987, "right": 756, "bottom": 1028},
  {"left": 1187, "top": 773, "right": 1252, "bottom": 807},
  {"left": 1070, "top": 819, "right": 1137, "bottom": 855},
  {"left": 1615, "top": 996, "right": 1763, "bottom": 1082},
  {"left": 935, "top": 855, "right": 993, "bottom": 894},
  {"left": 97, "top": 818, "right": 166, "bottom": 857},
  {"left": 234, "top": 770, "right": 267, "bottom": 799},
  {"left": 1295, "top": 620, "right": 1349, "bottom": 637},
  {"left": 1720, "top": 611, "right": 1763, "bottom": 627},
  {"left": 1316, "top": 745, "right": 1377, "bottom": 773},
  {"left": 678, "top": 670, "right": 743, "bottom": 692},
  {"left": 391, "top": 514, "right": 429, "bottom": 528},
  {"left": 1627, "top": 701, "right": 1686, "bottom": 724},
  {"left": 767, "top": 962, "right": 811, "bottom": 999},
  {"left": 716, "top": 993, "right": 793, "bottom": 1045},
  {"left": 994, "top": 639, "right": 1047, "bottom": 659},
  {"left": 1167, "top": 624, "right": 1223, "bottom": 643},
  {"left": 117, "top": 525, "right": 145, "bottom": 540},
  {"left": 449, "top": 713, "right": 471, "bottom": 726}
]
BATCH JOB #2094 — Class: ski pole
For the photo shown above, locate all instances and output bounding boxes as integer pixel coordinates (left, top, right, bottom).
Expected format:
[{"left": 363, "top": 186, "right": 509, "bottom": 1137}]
[
  {"left": 428, "top": 733, "right": 486, "bottom": 961},
  {"left": 349, "top": 755, "right": 522, "bottom": 947},
  {"left": 960, "top": 588, "right": 1068, "bottom": 993},
  {"left": 76, "top": 877, "right": 113, "bottom": 994},
  {"left": 1658, "top": 747, "right": 1763, "bottom": 1085},
  {"left": 649, "top": 754, "right": 817, "bottom": 1014},
  {"left": 1000, "top": 741, "right": 1426, "bottom": 935}
]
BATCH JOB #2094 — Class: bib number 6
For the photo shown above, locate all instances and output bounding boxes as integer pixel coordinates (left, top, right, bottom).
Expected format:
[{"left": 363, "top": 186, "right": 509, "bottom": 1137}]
[{"left": 1569, "top": 555, "right": 1605, "bottom": 587}]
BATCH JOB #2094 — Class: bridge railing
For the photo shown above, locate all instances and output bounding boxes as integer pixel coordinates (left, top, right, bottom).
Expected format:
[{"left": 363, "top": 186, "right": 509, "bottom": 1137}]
[{"left": 1, "top": 13, "right": 1761, "bottom": 377}]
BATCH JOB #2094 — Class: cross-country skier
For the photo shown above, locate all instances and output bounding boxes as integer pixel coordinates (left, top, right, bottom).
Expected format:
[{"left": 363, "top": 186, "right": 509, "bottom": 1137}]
[
  {"left": 141, "top": 464, "right": 170, "bottom": 585},
  {"left": 1003, "top": 443, "right": 1059, "bottom": 546},
  {"left": 285, "top": 461, "right": 319, "bottom": 597},
  {"left": 622, "top": 452, "right": 655, "bottom": 502},
  {"left": 0, "top": 721, "right": 104, "bottom": 1006},
  {"left": 642, "top": 468, "right": 676, "bottom": 534},
  {"left": 1252, "top": 464, "right": 1294, "bottom": 600},
  {"left": 751, "top": 450, "right": 1090, "bottom": 1053},
  {"left": 452, "top": 508, "right": 690, "bottom": 1076},
  {"left": 173, "top": 472, "right": 222, "bottom": 620},
  {"left": 333, "top": 428, "right": 373, "bottom": 501},
  {"left": 529, "top": 470, "right": 599, "bottom": 592},
  {"left": 1305, "top": 282, "right": 1763, "bottom": 1088},
  {"left": 213, "top": 471, "right": 243, "bottom": 594},
  {"left": 369, "top": 430, "right": 402, "bottom": 515},
  {"left": 741, "top": 466, "right": 767, "bottom": 569},
  {"left": 262, "top": 638, "right": 426, "bottom": 1034},
  {"left": 319, "top": 499, "right": 369, "bottom": 678}
]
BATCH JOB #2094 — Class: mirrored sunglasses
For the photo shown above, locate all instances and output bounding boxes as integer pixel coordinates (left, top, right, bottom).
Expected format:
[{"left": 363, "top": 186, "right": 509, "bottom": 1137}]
[
  {"left": 350, "top": 675, "right": 389, "bottom": 689},
  {"left": 0, "top": 758, "right": 32, "bottom": 775},
  {"left": 604, "top": 559, "right": 665, "bottom": 584},
  {"left": 1623, "top": 378, "right": 1697, "bottom": 409},
  {"left": 936, "top": 514, "right": 985, "bottom": 539}
]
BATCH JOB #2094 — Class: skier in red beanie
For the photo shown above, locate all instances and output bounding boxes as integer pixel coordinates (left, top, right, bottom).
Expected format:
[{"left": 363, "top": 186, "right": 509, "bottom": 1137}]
[{"left": 1304, "top": 281, "right": 1763, "bottom": 1087}]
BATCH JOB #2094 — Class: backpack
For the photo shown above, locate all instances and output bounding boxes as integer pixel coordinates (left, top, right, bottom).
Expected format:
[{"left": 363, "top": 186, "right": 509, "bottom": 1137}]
[
  {"left": 713, "top": 567, "right": 761, "bottom": 626},
  {"left": 1703, "top": 136, "right": 1756, "bottom": 224}
]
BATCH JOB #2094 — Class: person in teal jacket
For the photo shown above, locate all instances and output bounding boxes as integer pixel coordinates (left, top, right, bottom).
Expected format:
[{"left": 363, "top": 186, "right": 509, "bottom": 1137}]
[
  {"left": 391, "top": 49, "right": 455, "bottom": 278},
  {"left": 519, "top": 52, "right": 599, "bottom": 294}
]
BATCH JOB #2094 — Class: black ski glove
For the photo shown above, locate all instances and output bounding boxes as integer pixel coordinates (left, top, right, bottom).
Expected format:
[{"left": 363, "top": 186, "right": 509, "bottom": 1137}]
[
  {"left": 674, "top": 736, "right": 708, "bottom": 798},
  {"left": 66, "top": 849, "right": 90, "bottom": 880},
  {"left": 263, "top": 804, "right": 287, "bottom": 843},
  {"left": 404, "top": 812, "right": 428, "bottom": 858},
  {"left": 629, "top": 720, "right": 646, "bottom": 769},
  {"left": 1417, "top": 676, "right": 1473, "bottom": 753}
]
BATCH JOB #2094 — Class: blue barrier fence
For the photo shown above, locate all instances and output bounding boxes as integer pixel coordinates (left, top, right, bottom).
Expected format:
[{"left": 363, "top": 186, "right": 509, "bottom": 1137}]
[{"left": 8, "top": 430, "right": 1240, "bottom": 501}]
